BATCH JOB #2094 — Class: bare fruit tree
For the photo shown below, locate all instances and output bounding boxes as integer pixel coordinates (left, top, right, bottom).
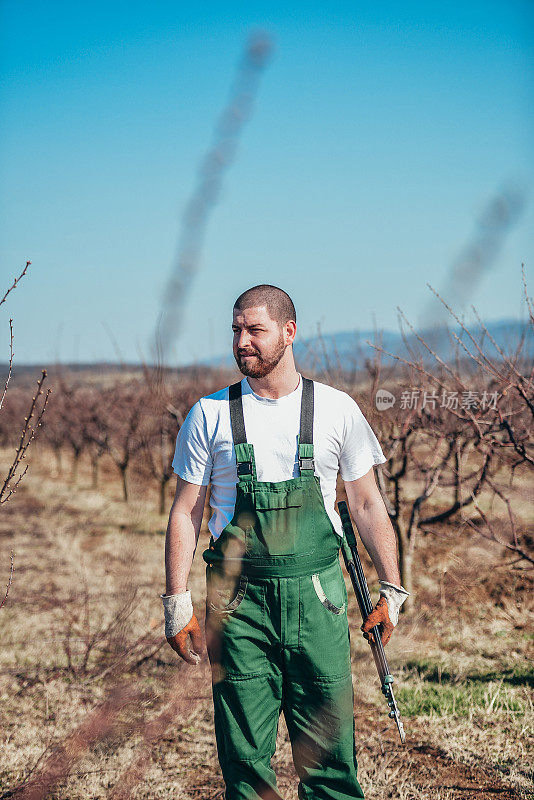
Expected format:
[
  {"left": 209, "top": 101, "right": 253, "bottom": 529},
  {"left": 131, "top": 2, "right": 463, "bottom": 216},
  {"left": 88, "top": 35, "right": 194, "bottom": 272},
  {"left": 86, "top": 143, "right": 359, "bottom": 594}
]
[
  {"left": 0, "top": 262, "right": 50, "bottom": 609},
  {"left": 139, "top": 365, "right": 181, "bottom": 515},
  {"left": 104, "top": 380, "right": 151, "bottom": 502},
  {"left": 366, "top": 267, "right": 533, "bottom": 610}
]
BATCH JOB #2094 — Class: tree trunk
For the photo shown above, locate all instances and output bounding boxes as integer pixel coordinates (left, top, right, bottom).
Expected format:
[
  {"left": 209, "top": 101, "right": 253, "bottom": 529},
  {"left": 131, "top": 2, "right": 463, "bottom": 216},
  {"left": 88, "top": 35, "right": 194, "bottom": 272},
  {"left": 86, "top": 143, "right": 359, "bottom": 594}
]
[
  {"left": 159, "top": 478, "right": 169, "bottom": 516},
  {"left": 396, "top": 523, "right": 414, "bottom": 612},
  {"left": 70, "top": 451, "right": 80, "bottom": 485},
  {"left": 54, "top": 446, "right": 63, "bottom": 477},
  {"left": 400, "top": 549, "right": 414, "bottom": 613},
  {"left": 91, "top": 456, "right": 100, "bottom": 490},
  {"left": 121, "top": 466, "right": 129, "bottom": 503}
]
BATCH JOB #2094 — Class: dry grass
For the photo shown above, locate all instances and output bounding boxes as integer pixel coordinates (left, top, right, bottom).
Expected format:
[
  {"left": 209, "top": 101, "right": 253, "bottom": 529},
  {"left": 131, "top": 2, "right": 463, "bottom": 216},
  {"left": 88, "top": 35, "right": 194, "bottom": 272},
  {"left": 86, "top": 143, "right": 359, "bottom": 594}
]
[{"left": 0, "top": 445, "right": 532, "bottom": 799}]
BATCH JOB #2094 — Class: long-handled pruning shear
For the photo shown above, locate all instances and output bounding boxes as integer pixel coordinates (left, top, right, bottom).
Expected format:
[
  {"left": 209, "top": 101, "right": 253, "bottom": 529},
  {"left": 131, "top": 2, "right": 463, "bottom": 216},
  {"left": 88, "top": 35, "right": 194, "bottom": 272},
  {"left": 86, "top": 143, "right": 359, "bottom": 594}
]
[{"left": 337, "top": 500, "right": 406, "bottom": 744}]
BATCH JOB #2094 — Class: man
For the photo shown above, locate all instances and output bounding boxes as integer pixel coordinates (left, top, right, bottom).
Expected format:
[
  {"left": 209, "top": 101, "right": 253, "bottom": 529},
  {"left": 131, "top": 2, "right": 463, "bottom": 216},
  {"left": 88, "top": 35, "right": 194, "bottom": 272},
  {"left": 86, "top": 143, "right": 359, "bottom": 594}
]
[{"left": 162, "top": 285, "right": 408, "bottom": 800}]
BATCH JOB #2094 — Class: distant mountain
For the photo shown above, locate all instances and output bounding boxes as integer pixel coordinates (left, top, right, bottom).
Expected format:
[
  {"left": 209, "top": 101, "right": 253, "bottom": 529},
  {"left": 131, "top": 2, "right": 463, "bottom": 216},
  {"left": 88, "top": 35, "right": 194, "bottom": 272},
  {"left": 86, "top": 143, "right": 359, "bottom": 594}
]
[
  {"left": 3, "top": 318, "right": 531, "bottom": 378},
  {"left": 202, "top": 317, "right": 534, "bottom": 371}
]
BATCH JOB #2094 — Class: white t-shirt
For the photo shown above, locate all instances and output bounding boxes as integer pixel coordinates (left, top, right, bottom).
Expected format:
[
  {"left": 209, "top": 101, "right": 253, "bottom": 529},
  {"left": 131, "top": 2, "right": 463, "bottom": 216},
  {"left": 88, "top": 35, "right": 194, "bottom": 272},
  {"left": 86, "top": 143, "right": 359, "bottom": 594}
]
[{"left": 172, "top": 374, "right": 387, "bottom": 540}]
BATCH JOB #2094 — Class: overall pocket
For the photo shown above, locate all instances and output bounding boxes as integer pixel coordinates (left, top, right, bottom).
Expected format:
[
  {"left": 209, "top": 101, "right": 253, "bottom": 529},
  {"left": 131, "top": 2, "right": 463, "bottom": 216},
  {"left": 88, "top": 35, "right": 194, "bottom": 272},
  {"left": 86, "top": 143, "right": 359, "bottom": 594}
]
[
  {"left": 248, "top": 487, "right": 303, "bottom": 556},
  {"left": 207, "top": 572, "right": 249, "bottom": 615},
  {"left": 310, "top": 561, "right": 347, "bottom": 615},
  {"left": 298, "top": 561, "right": 351, "bottom": 679}
]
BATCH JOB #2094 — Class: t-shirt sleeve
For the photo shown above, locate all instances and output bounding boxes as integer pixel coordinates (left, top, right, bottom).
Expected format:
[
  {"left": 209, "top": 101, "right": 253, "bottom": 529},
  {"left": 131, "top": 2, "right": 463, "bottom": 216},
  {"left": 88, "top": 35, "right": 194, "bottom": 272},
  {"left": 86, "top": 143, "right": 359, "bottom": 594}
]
[
  {"left": 339, "top": 395, "right": 387, "bottom": 481},
  {"left": 172, "top": 400, "right": 213, "bottom": 486}
]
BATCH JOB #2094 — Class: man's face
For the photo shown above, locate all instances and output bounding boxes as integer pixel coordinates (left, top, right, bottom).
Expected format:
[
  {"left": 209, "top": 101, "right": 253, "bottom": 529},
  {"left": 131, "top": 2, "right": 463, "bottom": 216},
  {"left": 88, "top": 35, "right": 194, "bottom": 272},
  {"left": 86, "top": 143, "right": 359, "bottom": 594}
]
[{"left": 232, "top": 305, "right": 288, "bottom": 378}]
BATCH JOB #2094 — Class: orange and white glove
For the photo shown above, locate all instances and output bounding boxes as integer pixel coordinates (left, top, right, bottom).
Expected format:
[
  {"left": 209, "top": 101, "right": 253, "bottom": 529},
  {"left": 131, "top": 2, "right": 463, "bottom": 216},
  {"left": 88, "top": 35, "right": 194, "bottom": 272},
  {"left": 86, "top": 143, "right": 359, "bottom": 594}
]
[
  {"left": 161, "top": 590, "right": 203, "bottom": 665},
  {"left": 361, "top": 581, "right": 409, "bottom": 646}
]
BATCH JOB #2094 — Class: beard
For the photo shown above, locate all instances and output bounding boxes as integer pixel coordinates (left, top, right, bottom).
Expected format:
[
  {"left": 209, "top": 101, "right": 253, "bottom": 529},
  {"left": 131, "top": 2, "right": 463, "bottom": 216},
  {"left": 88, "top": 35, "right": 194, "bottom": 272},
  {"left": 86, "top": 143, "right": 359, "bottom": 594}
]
[{"left": 234, "top": 332, "right": 286, "bottom": 378}]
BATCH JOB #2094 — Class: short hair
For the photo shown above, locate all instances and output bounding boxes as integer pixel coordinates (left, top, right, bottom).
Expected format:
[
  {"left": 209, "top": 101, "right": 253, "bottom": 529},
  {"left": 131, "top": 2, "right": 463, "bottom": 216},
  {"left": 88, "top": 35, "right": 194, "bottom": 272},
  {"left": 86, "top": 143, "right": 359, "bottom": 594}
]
[{"left": 233, "top": 285, "right": 296, "bottom": 326}]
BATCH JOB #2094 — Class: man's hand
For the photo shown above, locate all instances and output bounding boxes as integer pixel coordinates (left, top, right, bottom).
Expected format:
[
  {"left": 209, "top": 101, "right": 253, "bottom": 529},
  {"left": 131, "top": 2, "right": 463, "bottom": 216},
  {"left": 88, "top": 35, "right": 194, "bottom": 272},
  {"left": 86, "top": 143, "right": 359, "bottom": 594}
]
[
  {"left": 166, "top": 614, "right": 204, "bottom": 665},
  {"left": 360, "top": 581, "right": 410, "bottom": 646},
  {"left": 361, "top": 596, "right": 394, "bottom": 646},
  {"left": 161, "top": 587, "right": 204, "bottom": 665},
  {"left": 344, "top": 471, "right": 409, "bottom": 647},
  {"left": 162, "top": 478, "right": 208, "bottom": 666}
]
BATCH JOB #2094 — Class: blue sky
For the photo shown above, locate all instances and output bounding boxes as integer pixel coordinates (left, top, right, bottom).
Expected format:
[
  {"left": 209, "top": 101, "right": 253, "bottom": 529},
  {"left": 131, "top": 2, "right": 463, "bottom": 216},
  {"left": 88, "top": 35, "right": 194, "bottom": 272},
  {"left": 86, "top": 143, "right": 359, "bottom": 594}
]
[{"left": 1, "top": 1, "right": 533, "bottom": 365}]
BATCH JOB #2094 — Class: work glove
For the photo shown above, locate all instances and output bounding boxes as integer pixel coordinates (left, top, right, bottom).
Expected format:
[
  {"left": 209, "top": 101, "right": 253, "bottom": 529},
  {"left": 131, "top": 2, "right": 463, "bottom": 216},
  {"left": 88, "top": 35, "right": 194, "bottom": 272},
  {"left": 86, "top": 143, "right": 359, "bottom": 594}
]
[
  {"left": 161, "top": 590, "right": 203, "bottom": 665},
  {"left": 361, "top": 580, "right": 409, "bottom": 646}
]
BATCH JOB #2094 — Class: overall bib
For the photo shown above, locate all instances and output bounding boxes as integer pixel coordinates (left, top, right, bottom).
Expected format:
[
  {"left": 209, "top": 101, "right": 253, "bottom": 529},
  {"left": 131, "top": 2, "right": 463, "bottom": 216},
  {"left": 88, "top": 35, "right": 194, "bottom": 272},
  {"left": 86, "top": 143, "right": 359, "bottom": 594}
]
[{"left": 202, "top": 378, "right": 364, "bottom": 800}]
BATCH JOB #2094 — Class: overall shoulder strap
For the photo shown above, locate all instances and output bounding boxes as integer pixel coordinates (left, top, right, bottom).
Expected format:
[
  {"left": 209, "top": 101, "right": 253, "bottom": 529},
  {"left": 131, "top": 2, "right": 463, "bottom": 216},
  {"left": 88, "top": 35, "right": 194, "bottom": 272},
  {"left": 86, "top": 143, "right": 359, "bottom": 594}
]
[
  {"left": 228, "top": 381, "right": 255, "bottom": 479},
  {"left": 229, "top": 381, "right": 247, "bottom": 444},
  {"left": 298, "top": 377, "right": 315, "bottom": 474}
]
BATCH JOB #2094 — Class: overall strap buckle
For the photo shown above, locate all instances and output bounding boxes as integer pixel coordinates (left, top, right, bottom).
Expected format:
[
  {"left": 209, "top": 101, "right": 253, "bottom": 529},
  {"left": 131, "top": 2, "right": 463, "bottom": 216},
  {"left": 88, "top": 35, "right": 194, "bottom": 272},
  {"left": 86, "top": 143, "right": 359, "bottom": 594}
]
[
  {"left": 234, "top": 443, "right": 256, "bottom": 481},
  {"left": 229, "top": 382, "right": 257, "bottom": 480},
  {"left": 237, "top": 461, "right": 254, "bottom": 477},
  {"left": 298, "top": 441, "right": 315, "bottom": 475},
  {"left": 299, "top": 456, "right": 315, "bottom": 472}
]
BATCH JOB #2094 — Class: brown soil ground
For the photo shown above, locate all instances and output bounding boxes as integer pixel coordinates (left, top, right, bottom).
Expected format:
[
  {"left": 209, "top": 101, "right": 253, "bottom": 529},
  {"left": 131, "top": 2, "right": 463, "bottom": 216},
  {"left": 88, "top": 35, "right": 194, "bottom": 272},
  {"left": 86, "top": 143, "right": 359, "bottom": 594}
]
[{"left": 0, "top": 446, "right": 532, "bottom": 799}]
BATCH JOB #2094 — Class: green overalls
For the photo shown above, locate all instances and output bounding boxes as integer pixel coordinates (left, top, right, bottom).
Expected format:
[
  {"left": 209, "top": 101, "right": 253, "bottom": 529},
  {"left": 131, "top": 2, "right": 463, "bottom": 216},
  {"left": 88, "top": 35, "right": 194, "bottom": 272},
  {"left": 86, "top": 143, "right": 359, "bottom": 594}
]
[{"left": 202, "top": 378, "right": 364, "bottom": 800}]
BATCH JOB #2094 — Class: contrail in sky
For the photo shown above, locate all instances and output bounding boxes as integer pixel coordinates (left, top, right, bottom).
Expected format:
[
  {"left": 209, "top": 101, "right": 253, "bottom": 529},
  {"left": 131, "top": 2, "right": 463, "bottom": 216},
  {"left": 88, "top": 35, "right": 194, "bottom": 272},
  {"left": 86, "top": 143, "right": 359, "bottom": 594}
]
[
  {"left": 418, "top": 180, "right": 527, "bottom": 330},
  {"left": 153, "top": 32, "right": 273, "bottom": 363}
]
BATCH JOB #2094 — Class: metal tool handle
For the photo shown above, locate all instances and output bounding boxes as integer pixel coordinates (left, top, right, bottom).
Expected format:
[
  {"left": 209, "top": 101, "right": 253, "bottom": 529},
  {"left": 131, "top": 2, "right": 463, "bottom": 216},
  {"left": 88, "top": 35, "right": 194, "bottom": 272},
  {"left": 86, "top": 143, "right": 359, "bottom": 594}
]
[{"left": 338, "top": 500, "right": 405, "bottom": 744}]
